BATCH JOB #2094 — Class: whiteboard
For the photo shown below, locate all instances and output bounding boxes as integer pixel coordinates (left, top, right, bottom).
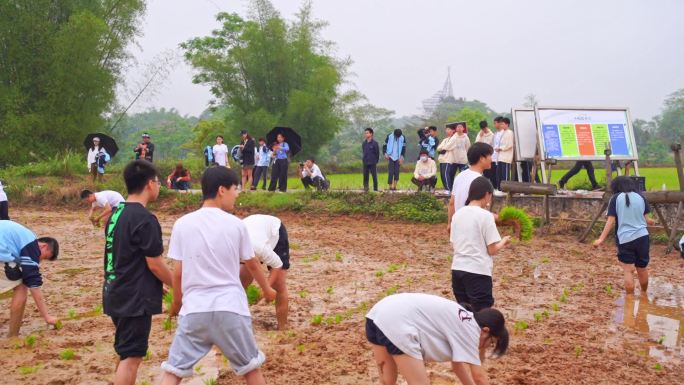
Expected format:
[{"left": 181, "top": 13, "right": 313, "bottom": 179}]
[
  {"left": 511, "top": 108, "right": 537, "bottom": 160},
  {"left": 535, "top": 106, "right": 638, "bottom": 161}
]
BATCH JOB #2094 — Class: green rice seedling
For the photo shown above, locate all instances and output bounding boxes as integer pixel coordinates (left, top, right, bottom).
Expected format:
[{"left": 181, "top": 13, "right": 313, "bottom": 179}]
[
  {"left": 604, "top": 284, "right": 613, "bottom": 295},
  {"left": 334, "top": 314, "right": 343, "bottom": 324},
  {"left": 657, "top": 336, "right": 666, "bottom": 345},
  {"left": 335, "top": 252, "right": 343, "bottom": 262},
  {"left": 311, "top": 253, "right": 321, "bottom": 261},
  {"left": 311, "top": 314, "right": 323, "bottom": 326},
  {"left": 67, "top": 309, "right": 76, "bottom": 320},
  {"left": 533, "top": 312, "right": 543, "bottom": 322},
  {"left": 143, "top": 350, "right": 152, "bottom": 361},
  {"left": 514, "top": 320, "right": 529, "bottom": 331},
  {"left": 559, "top": 293, "right": 568, "bottom": 303},
  {"left": 246, "top": 284, "right": 261, "bottom": 305},
  {"left": 140, "top": 382, "right": 150, "bottom": 385},
  {"left": 387, "top": 263, "right": 401, "bottom": 273},
  {"left": 59, "top": 348, "right": 75, "bottom": 360},
  {"left": 203, "top": 378, "right": 217, "bottom": 385},
  {"left": 163, "top": 317, "right": 175, "bottom": 331},
  {"left": 296, "top": 344, "right": 306, "bottom": 353},
  {"left": 163, "top": 291, "right": 173, "bottom": 309},
  {"left": 298, "top": 290, "right": 308, "bottom": 299},
  {"left": 574, "top": 345, "right": 583, "bottom": 357},
  {"left": 498, "top": 206, "right": 534, "bottom": 240},
  {"left": 93, "top": 304, "right": 103, "bottom": 315},
  {"left": 551, "top": 303, "right": 560, "bottom": 312},
  {"left": 54, "top": 320, "right": 63, "bottom": 330},
  {"left": 326, "top": 286, "right": 334, "bottom": 295},
  {"left": 375, "top": 270, "right": 384, "bottom": 277},
  {"left": 541, "top": 256, "right": 550, "bottom": 263},
  {"left": 195, "top": 365, "right": 203, "bottom": 374},
  {"left": 17, "top": 365, "right": 40, "bottom": 375},
  {"left": 325, "top": 317, "right": 335, "bottom": 326},
  {"left": 384, "top": 285, "right": 399, "bottom": 296},
  {"left": 24, "top": 335, "right": 37, "bottom": 348},
  {"left": 542, "top": 310, "right": 550, "bottom": 319},
  {"left": 290, "top": 243, "right": 300, "bottom": 250},
  {"left": 653, "top": 362, "right": 663, "bottom": 371}
]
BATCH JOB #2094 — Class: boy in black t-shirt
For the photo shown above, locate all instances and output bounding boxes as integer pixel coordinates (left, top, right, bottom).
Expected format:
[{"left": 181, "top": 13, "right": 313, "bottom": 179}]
[{"left": 104, "top": 160, "right": 172, "bottom": 385}]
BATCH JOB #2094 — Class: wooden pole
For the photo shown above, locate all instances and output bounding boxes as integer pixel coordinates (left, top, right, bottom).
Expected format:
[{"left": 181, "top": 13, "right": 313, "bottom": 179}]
[
  {"left": 499, "top": 181, "right": 556, "bottom": 195},
  {"left": 666, "top": 202, "right": 682, "bottom": 253},
  {"left": 652, "top": 204, "right": 672, "bottom": 236},
  {"left": 579, "top": 148, "right": 613, "bottom": 242},
  {"left": 672, "top": 143, "right": 684, "bottom": 190}
]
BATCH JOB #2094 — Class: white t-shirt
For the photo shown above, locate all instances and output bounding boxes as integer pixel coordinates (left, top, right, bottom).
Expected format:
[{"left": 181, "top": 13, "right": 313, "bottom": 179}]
[
  {"left": 243, "top": 214, "right": 283, "bottom": 269},
  {"left": 366, "top": 293, "right": 481, "bottom": 365},
  {"left": 213, "top": 144, "right": 229, "bottom": 166},
  {"left": 451, "top": 169, "right": 481, "bottom": 212},
  {"left": 167, "top": 207, "right": 255, "bottom": 317},
  {"left": 0, "top": 181, "right": 7, "bottom": 202},
  {"left": 451, "top": 206, "right": 501, "bottom": 276},
  {"left": 93, "top": 191, "right": 125, "bottom": 208},
  {"left": 491, "top": 131, "right": 503, "bottom": 162},
  {"left": 302, "top": 164, "right": 324, "bottom": 180}
]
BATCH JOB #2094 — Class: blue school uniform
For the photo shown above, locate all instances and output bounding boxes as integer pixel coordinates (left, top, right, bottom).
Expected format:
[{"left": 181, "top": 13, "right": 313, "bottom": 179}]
[{"left": 607, "top": 192, "right": 651, "bottom": 267}]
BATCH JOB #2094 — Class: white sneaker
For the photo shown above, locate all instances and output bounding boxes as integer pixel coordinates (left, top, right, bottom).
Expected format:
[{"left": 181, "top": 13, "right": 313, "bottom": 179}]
[{"left": 493, "top": 190, "right": 507, "bottom": 197}]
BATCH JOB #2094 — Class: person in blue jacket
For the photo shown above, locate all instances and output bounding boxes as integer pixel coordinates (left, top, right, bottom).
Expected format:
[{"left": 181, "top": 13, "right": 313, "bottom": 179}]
[
  {"left": 383, "top": 129, "right": 406, "bottom": 191},
  {"left": 0, "top": 220, "right": 59, "bottom": 336}
]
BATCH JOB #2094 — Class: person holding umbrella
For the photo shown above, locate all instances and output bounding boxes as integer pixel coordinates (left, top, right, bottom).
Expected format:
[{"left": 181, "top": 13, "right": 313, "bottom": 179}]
[
  {"left": 268, "top": 134, "right": 290, "bottom": 192},
  {"left": 84, "top": 134, "right": 118, "bottom": 183},
  {"left": 87, "top": 137, "right": 105, "bottom": 182}
]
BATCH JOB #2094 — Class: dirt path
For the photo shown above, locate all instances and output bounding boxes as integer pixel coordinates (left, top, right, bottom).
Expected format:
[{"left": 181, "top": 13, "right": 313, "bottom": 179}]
[{"left": 1, "top": 209, "right": 682, "bottom": 384}]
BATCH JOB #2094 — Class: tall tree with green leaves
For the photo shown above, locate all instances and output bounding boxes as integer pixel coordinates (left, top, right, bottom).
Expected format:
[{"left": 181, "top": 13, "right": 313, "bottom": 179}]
[
  {"left": 181, "top": 0, "right": 347, "bottom": 159},
  {"left": 0, "top": 0, "right": 146, "bottom": 167}
]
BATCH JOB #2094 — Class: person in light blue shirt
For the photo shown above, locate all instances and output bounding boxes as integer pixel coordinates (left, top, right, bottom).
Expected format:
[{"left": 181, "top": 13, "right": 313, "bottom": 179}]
[
  {"left": 252, "top": 138, "right": 272, "bottom": 190},
  {"left": 593, "top": 177, "right": 654, "bottom": 294},
  {"left": 268, "top": 134, "right": 290, "bottom": 192},
  {"left": 0, "top": 220, "right": 60, "bottom": 336},
  {"left": 383, "top": 129, "right": 406, "bottom": 191}
]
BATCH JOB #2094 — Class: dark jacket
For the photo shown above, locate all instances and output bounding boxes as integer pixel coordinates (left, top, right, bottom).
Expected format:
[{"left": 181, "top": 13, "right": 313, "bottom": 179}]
[{"left": 362, "top": 139, "right": 380, "bottom": 165}]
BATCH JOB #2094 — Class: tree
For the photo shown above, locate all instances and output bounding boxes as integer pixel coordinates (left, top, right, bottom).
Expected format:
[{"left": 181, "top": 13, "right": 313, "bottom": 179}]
[
  {"left": 657, "top": 88, "right": 684, "bottom": 145},
  {"left": 447, "top": 107, "right": 490, "bottom": 142},
  {"left": 0, "top": 0, "right": 146, "bottom": 167},
  {"left": 181, "top": 0, "right": 347, "bottom": 159}
]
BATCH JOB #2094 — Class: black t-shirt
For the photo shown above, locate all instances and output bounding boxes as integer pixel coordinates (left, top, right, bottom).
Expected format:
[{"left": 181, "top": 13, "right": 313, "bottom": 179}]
[
  {"left": 103, "top": 202, "right": 164, "bottom": 317},
  {"left": 134, "top": 142, "right": 155, "bottom": 162}
]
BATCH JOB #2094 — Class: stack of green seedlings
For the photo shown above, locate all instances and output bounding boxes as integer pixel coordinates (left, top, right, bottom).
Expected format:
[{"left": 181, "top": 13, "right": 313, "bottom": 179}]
[{"left": 498, "top": 206, "right": 534, "bottom": 241}]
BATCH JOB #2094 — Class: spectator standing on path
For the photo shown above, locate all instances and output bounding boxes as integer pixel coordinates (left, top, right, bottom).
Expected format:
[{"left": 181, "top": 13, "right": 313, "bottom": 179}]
[
  {"left": 87, "top": 136, "right": 107, "bottom": 182},
  {"left": 212, "top": 135, "right": 230, "bottom": 168},
  {"left": 452, "top": 123, "right": 471, "bottom": 175},
  {"left": 80, "top": 189, "right": 125, "bottom": 228},
  {"left": 490, "top": 117, "right": 504, "bottom": 189},
  {"left": 252, "top": 138, "right": 272, "bottom": 191},
  {"left": 103, "top": 160, "right": 173, "bottom": 385},
  {"left": 417, "top": 126, "right": 439, "bottom": 159},
  {"left": 0, "top": 180, "right": 8, "bottom": 220},
  {"left": 447, "top": 143, "right": 495, "bottom": 234},
  {"left": 383, "top": 129, "right": 406, "bottom": 191},
  {"left": 133, "top": 133, "right": 155, "bottom": 163},
  {"left": 494, "top": 118, "right": 514, "bottom": 194},
  {"left": 411, "top": 150, "right": 437, "bottom": 192},
  {"left": 268, "top": 134, "right": 290, "bottom": 192},
  {"left": 437, "top": 124, "right": 458, "bottom": 193},
  {"left": 166, "top": 163, "right": 192, "bottom": 191},
  {"left": 1, "top": 221, "right": 60, "bottom": 337},
  {"left": 476, "top": 120, "right": 496, "bottom": 187},
  {"left": 240, "top": 130, "right": 256, "bottom": 190},
  {"left": 160, "top": 167, "right": 275, "bottom": 385},
  {"left": 362, "top": 128, "right": 380, "bottom": 192},
  {"left": 558, "top": 161, "right": 600, "bottom": 190}
]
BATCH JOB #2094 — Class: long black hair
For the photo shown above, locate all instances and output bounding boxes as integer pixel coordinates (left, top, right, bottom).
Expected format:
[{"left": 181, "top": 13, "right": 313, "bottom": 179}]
[
  {"left": 473, "top": 308, "right": 509, "bottom": 357},
  {"left": 611, "top": 176, "right": 637, "bottom": 207},
  {"left": 465, "top": 176, "right": 494, "bottom": 206}
]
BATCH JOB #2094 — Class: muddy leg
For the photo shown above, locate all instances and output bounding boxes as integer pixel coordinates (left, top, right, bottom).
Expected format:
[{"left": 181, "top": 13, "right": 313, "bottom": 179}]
[
  {"left": 621, "top": 263, "right": 635, "bottom": 294},
  {"left": 371, "top": 344, "right": 398, "bottom": 385},
  {"left": 636, "top": 267, "right": 649, "bottom": 293},
  {"left": 8, "top": 284, "right": 28, "bottom": 337}
]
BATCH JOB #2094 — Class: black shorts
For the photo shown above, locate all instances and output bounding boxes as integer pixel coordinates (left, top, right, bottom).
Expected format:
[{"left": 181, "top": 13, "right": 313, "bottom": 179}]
[
  {"left": 273, "top": 223, "right": 290, "bottom": 270},
  {"left": 111, "top": 315, "right": 152, "bottom": 360},
  {"left": 617, "top": 235, "right": 650, "bottom": 268},
  {"left": 365, "top": 318, "right": 404, "bottom": 355},
  {"left": 451, "top": 270, "right": 494, "bottom": 311}
]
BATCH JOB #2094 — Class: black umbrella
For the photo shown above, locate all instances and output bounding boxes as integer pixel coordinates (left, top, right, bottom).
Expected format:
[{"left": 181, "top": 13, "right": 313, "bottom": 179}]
[
  {"left": 266, "top": 127, "right": 302, "bottom": 157},
  {"left": 83, "top": 133, "right": 119, "bottom": 158}
]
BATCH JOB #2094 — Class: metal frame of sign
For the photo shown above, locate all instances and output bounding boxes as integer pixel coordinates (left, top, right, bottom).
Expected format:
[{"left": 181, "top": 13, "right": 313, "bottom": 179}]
[{"left": 534, "top": 106, "right": 640, "bottom": 183}]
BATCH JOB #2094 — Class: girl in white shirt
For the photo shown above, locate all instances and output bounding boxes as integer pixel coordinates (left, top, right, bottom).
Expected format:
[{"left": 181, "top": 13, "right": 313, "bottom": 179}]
[
  {"left": 366, "top": 293, "right": 508, "bottom": 385},
  {"left": 0, "top": 179, "right": 8, "bottom": 220}
]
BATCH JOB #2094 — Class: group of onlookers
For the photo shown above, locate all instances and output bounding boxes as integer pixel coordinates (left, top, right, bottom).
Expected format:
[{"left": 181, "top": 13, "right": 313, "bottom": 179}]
[{"left": 361, "top": 117, "right": 516, "bottom": 194}]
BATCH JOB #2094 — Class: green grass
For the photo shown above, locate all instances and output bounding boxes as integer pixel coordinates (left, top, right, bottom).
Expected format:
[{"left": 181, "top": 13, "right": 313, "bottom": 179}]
[
  {"left": 280, "top": 167, "right": 679, "bottom": 191},
  {"left": 59, "top": 348, "right": 76, "bottom": 360}
]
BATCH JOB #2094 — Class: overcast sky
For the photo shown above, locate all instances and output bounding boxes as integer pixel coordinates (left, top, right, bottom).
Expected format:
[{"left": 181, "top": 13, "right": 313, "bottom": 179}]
[{"left": 124, "top": 0, "right": 684, "bottom": 120}]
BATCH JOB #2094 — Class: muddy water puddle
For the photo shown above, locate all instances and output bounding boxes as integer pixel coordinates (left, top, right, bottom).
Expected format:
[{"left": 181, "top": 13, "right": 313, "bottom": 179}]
[{"left": 613, "top": 277, "right": 684, "bottom": 360}]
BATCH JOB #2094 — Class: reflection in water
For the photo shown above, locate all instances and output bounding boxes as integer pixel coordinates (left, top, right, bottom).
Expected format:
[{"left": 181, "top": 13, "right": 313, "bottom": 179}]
[{"left": 614, "top": 281, "right": 684, "bottom": 360}]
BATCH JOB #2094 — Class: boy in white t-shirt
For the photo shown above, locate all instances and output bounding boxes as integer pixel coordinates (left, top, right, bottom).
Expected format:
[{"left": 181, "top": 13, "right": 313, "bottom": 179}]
[
  {"left": 80, "top": 189, "right": 125, "bottom": 227},
  {"left": 212, "top": 135, "right": 230, "bottom": 167},
  {"left": 447, "top": 142, "right": 494, "bottom": 233},
  {"left": 451, "top": 176, "right": 510, "bottom": 311},
  {"left": 161, "top": 167, "right": 275, "bottom": 385}
]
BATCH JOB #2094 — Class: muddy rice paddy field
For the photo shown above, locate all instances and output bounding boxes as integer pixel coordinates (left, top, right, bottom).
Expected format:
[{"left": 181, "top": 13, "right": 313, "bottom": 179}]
[{"left": 1, "top": 207, "right": 683, "bottom": 385}]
